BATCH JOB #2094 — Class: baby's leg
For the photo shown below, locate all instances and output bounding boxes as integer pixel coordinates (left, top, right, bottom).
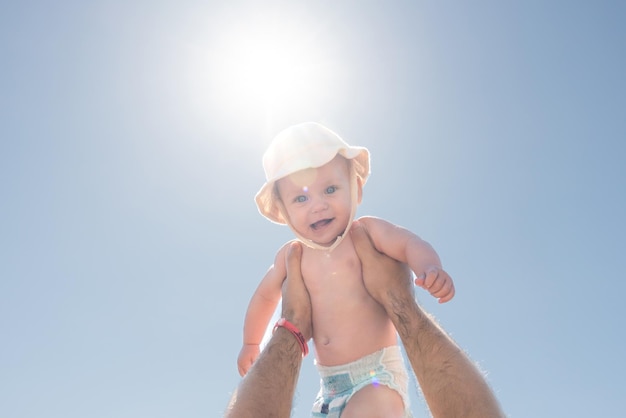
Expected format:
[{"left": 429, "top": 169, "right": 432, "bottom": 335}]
[{"left": 341, "top": 385, "right": 405, "bottom": 418}]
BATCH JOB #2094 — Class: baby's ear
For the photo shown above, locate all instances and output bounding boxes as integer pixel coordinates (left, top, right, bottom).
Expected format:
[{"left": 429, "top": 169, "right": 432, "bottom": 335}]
[{"left": 356, "top": 177, "right": 363, "bottom": 204}]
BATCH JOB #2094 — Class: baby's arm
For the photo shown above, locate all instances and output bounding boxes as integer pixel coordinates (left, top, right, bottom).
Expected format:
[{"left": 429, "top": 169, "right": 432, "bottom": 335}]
[
  {"left": 357, "top": 216, "right": 455, "bottom": 303},
  {"left": 237, "top": 244, "right": 289, "bottom": 376}
]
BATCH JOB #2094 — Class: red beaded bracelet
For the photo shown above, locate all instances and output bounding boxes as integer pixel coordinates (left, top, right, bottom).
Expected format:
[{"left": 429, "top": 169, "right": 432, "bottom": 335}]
[{"left": 273, "top": 318, "right": 309, "bottom": 357}]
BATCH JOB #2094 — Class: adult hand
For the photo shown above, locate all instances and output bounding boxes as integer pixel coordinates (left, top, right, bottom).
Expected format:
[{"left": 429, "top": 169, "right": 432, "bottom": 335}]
[
  {"left": 350, "top": 220, "right": 414, "bottom": 314},
  {"left": 281, "top": 241, "right": 313, "bottom": 341},
  {"left": 351, "top": 221, "right": 505, "bottom": 418},
  {"left": 225, "top": 241, "right": 312, "bottom": 418}
]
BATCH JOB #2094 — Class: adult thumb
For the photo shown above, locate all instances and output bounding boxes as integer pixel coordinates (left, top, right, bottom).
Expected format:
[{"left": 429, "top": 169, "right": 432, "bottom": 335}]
[
  {"left": 285, "top": 241, "right": 303, "bottom": 278},
  {"left": 351, "top": 220, "right": 378, "bottom": 260}
]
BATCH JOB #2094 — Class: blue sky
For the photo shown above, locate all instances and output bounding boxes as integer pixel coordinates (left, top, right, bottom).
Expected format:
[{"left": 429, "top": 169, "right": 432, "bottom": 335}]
[{"left": 2, "top": 1, "right": 625, "bottom": 417}]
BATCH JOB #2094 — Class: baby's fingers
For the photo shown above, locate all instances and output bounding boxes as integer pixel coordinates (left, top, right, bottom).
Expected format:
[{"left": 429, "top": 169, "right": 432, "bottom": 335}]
[
  {"left": 420, "top": 268, "right": 455, "bottom": 303},
  {"left": 414, "top": 273, "right": 426, "bottom": 288},
  {"left": 422, "top": 268, "right": 441, "bottom": 290},
  {"left": 434, "top": 280, "right": 455, "bottom": 303},
  {"left": 237, "top": 362, "right": 249, "bottom": 377}
]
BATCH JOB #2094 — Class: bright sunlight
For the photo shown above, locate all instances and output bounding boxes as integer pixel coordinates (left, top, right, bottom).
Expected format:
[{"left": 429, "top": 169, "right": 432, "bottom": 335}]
[{"left": 209, "top": 9, "right": 338, "bottom": 122}]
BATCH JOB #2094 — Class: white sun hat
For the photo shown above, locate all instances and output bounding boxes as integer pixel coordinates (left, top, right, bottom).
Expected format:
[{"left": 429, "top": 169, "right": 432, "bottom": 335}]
[{"left": 255, "top": 121, "right": 370, "bottom": 227}]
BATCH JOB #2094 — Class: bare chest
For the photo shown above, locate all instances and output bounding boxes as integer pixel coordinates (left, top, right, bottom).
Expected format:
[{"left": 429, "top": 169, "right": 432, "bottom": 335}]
[{"left": 300, "top": 237, "right": 365, "bottom": 302}]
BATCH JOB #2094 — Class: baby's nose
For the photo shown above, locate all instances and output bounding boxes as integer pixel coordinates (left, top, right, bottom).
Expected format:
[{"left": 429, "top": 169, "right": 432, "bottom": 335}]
[{"left": 310, "top": 195, "right": 329, "bottom": 212}]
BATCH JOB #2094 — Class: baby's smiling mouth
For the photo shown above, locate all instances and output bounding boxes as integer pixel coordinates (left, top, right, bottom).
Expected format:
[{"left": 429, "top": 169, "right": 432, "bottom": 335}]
[{"left": 311, "top": 218, "right": 333, "bottom": 230}]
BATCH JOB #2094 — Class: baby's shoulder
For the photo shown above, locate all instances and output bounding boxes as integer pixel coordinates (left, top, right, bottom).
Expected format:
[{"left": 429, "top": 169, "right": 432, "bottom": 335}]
[
  {"left": 355, "top": 215, "right": 396, "bottom": 231},
  {"left": 354, "top": 216, "right": 413, "bottom": 254},
  {"left": 356, "top": 215, "right": 384, "bottom": 224}
]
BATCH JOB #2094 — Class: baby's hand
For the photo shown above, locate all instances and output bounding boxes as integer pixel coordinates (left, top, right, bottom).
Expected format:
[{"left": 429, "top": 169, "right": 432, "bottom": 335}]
[
  {"left": 237, "top": 343, "right": 260, "bottom": 377},
  {"left": 415, "top": 267, "right": 455, "bottom": 303}
]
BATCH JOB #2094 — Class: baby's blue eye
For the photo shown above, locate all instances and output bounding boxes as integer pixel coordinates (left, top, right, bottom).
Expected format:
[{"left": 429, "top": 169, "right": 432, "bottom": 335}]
[
  {"left": 325, "top": 186, "right": 337, "bottom": 194},
  {"left": 295, "top": 195, "right": 307, "bottom": 203}
]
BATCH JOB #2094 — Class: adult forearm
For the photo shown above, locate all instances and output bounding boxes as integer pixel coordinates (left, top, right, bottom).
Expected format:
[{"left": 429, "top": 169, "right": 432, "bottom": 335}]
[
  {"left": 226, "top": 328, "right": 302, "bottom": 418},
  {"left": 389, "top": 296, "right": 504, "bottom": 418}
]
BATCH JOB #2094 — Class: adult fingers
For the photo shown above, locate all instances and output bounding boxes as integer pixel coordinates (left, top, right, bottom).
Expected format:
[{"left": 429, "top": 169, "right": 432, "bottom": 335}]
[
  {"left": 350, "top": 220, "right": 381, "bottom": 262},
  {"left": 285, "top": 241, "right": 304, "bottom": 283},
  {"left": 351, "top": 220, "right": 413, "bottom": 307},
  {"left": 282, "top": 241, "right": 312, "bottom": 339},
  {"left": 350, "top": 220, "right": 386, "bottom": 302}
]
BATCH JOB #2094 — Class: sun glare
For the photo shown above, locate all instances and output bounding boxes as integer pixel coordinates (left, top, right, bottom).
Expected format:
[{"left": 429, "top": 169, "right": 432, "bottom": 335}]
[{"left": 210, "top": 11, "right": 335, "bottom": 120}]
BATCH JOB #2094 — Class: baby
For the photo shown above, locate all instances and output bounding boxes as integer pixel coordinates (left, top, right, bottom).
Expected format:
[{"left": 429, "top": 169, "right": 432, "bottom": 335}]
[{"left": 238, "top": 122, "right": 455, "bottom": 417}]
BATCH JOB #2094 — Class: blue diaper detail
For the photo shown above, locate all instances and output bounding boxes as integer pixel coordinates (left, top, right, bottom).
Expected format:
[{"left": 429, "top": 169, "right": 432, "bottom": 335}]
[{"left": 311, "top": 346, "right": 412, "bottom": 417}]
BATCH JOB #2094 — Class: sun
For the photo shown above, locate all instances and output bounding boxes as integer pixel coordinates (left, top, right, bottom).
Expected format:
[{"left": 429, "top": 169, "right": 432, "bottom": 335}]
[
  {"left": 208, "top": 9, "right": 336, "bottom": 122},
  {"left": 230, "top": 35, "right": 311, "bottom": 106}
]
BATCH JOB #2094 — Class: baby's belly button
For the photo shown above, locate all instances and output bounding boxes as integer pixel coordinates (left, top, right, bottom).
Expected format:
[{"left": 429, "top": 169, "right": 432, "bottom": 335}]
[{"left": 319, "top": 337, "right": 331, "bottom": 346}]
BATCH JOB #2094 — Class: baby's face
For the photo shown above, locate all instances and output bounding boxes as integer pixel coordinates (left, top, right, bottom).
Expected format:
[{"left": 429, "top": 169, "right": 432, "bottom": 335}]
[{"left": 276, "top": 156, "right": 355, "bottom": 247}]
